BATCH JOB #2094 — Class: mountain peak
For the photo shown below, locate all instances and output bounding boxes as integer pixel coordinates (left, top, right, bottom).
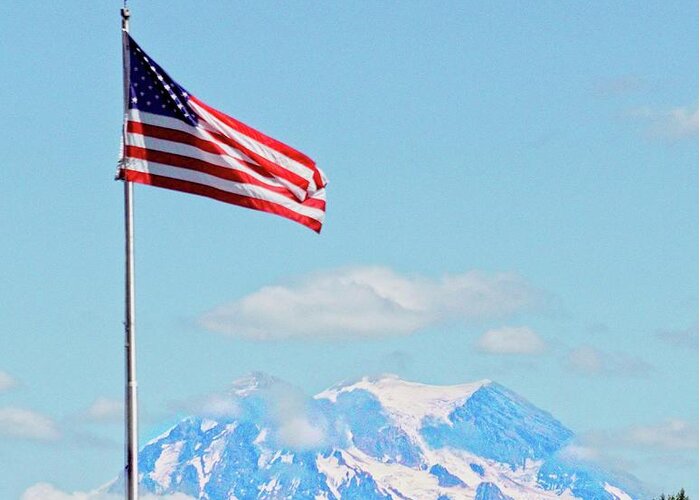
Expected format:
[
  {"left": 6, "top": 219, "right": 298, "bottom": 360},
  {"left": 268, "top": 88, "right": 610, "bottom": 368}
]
[
  {"left": 316, "top": 374, "right": 491, "bottom": 427},
  {"left": 119, "top": 374, "right": 642, "bottom": 500},
  {"left": 229, "top": 371, "right": 283, "bottom": 396}
]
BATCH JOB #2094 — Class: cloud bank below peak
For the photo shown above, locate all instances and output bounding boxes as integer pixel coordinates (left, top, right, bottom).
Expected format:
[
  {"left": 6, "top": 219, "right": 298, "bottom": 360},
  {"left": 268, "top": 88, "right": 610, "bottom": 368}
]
[
  {"left": 20, "top": 483, "right": 193, "bottom": 500},
  {"left": 475, "top": 326, "right": 546, "bottom": 355},
  {"left": 199, "top": 266, "right": 540, "bottom": 340}
]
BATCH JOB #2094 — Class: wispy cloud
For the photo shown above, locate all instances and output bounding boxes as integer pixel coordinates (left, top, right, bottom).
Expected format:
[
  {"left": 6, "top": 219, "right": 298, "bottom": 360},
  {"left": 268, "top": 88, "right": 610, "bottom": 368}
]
[
  {"left": 559, "top": 418, "right": 697, "bottom": 494},
  {"left": 558, "top": 443, "right": 603, "bottom": 462},
  {"left": 168, "top": 375, "right": 326, "bottom": 450},
  {"left": 83, "top": 398, "right": 123, "bottom": 423},
  {"left": 200, "top": 266, "right": 539, "bottom": 340},
  {"left": 277, "top": 416, "right": 325, "bottom": 449},
  {"left": 0, "top": 406, "right": 61, "bottom": 441},
  {"left": 475, "top": 326, "right": 545, "bottom": 355},
  {"left": 621, "top": 419, "right": 698, "bottom": 451},
  {"left": 0, "top": 370, "right": 17, "bottom": 392},
  {"left": 565, "top": 345, "right": 652, "bottom": 377},
  {"left": 168, "top": 392, "right": 240, "bottom": 420},
  {"left": 594, "top": 76, "right": 645, "bottom": 96},
  {"left": 579, "top": 418, "right": 698, "bottom": 458},
  {"left": 657, "top": 324, "right": 699, "bottom": 350},
  {"left": 383, "top": 350, "right": 414, "bottom": 372},
  {"left": 21, "top": 483, "right": 193, "bottom": 500},
  {"left": 625, "top": 105, "right": 698, "bottom": 141},
  {"left": 260, "top": 379, "right": 328, "bottom": 450}
]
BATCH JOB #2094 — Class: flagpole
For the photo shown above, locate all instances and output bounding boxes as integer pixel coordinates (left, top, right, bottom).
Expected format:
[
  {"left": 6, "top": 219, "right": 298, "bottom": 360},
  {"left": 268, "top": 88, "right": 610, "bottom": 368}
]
[{"left": 121, "top": 6, "right": 139, "bottom": 500}]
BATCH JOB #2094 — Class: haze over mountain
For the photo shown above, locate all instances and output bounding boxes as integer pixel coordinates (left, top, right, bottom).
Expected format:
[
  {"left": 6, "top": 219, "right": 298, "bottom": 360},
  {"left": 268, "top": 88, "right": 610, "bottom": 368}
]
[{"left": 106, "top": 373, "right": 644, "bottom": 499}]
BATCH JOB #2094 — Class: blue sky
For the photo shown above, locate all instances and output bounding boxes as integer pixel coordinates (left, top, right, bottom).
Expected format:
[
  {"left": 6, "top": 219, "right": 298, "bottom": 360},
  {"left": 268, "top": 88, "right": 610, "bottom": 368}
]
[{"left": 0, "top": 1, "right": 697, "bottom": 498}]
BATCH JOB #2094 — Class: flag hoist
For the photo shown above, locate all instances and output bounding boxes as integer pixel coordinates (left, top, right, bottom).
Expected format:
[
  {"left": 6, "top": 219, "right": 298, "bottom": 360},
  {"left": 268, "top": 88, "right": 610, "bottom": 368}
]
[{"left": 117, "top": 7, "right": 328, "bottom": 498}]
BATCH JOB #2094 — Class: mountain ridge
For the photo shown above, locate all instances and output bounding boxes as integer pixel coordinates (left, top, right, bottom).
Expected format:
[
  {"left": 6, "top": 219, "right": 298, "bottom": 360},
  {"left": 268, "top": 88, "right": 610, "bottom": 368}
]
[{"left": 109, "top": 373, "right": 644, "bottom": 499}]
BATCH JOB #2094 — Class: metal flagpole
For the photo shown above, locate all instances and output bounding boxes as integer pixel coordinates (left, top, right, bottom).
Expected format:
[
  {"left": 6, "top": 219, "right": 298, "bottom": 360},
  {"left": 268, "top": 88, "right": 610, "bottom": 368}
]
[{"left": 120, "top": 6, "right": 139, "bottom": 500}]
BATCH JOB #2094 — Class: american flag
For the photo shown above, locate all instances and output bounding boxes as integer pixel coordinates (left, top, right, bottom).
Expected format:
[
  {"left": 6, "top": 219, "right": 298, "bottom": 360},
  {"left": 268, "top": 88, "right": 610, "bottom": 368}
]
[{"left": 118, "top": 35, "right": 327, "bottom": 232}]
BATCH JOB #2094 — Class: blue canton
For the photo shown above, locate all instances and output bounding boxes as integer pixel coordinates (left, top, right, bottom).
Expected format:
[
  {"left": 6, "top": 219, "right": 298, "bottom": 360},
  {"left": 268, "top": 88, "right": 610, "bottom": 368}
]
[{"left": 127, "top": 35, "right": 198, "bottom": 126}]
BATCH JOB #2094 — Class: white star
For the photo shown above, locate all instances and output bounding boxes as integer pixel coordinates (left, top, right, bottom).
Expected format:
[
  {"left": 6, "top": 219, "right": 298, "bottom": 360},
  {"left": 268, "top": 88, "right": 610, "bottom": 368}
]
[
  {"left": 146, "top": 101, "right": 151, "bottom": 105},
  {"left": 161, "top": 104, "right": 166, "bottom": 108},
  {"left": 131, "top": 97, "right": 138, "bottom": 103},
  {"left": 139, "top": 91, "right": 144, "bottom": 96},
  {"left": 141, "top": 76, "right": 145, "bottom": 81},
  {"left": 164, "top": 84, "right": 170, "bottom": 90},
  {"left": 148, "top": 85, "right": 153, "bottom": 90},
  {"left": 155, "top": 95, "right": 160, "bottom": 99},
  {"left": 133, "top": 83, "right": 138, "bottom": 88}
]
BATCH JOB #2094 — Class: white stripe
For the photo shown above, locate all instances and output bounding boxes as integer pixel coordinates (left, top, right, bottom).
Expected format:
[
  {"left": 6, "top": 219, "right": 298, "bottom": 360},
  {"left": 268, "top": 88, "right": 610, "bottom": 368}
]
[
  {"left": 189, "top": 100, "right": 319, "bottom": 191},
  {"left": 128, "top": 110, "right": 252, "bottom": 163},
  {"left": 309, "top": 187, "right": 326, "bottom": 201},
  {"left": 125, "top": 133, "right": 301, "bottom": 195},
  {"left": 124, "top": 159, "right": 325, "bottom": 222},
  {"left": 128, "top": 110, "right": 309, "bottom": 201}
]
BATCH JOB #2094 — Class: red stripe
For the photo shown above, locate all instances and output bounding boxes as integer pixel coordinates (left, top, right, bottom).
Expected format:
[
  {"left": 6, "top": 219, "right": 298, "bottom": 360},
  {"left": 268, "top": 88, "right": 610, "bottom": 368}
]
[
  {"left": 191, "top": 95, "right": 317, "bottom": 172},
  {"left": 122, "top": 169, "right": 322, "bottom": 233},
  {"left": 128, "top": 120, "right": 312, "bottom": 196},
  {"left": 128, "top": 121, "right": 229, "bottom": 157},
  {"left": 198, "top": 128, "right": 311, "bottom": 193},
  {"left": 302, "top": 197, "right": 326, "bottom": 210},
  {"left": 203, "top": 124, "right": 312, "bottom": 198},
  {"left": 124, "top": 146, "right": 296, "bottom": 199}
]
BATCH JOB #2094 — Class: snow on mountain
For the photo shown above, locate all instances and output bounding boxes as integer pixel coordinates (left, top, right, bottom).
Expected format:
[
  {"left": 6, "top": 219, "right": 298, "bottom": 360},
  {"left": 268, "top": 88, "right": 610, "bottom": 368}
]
[
  {"left": 109, "top": 373, "right": 644, "bottom": 499},
  {"left": 316, "top": 375, "right": 487, "bottom": 429}
]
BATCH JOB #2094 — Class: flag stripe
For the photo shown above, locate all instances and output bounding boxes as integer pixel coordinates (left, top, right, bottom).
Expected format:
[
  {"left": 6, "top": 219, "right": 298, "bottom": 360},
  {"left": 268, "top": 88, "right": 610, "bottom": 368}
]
[
  {"left": 128, "top": 110, "right": 310, "bottom": 201},
  {"left": 189, "top": 96, "right": 316, "bottom": 170},
  {"left": 124, "top": 145, "right": 298, "bottom": 199},
  {"left": 122, "top": 159, "right": 325, "bottom": 221},
  {"left": 121, "top": 35, "right": 327, "bottom": 232},
  {"left": 126, "top": 126, "right": 299, "bottom": 192},
  {"left": 190, "top": 100, "right": 320, "bottom": 193},
  {"left": 123, "top": 169, "right": 323, "bottom": 233}
]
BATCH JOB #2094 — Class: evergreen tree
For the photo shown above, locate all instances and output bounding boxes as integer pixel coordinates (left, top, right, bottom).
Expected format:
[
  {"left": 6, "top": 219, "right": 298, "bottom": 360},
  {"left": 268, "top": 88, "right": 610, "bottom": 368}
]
[{"left": 657, "top": 489, "right": 689, "bottom": 500}]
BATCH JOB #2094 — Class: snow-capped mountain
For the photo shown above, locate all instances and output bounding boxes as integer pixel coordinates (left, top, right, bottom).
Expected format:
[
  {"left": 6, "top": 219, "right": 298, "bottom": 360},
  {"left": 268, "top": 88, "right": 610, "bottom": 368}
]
[{"left": 110, "top": 374, "right": 643, "bottom": 499}]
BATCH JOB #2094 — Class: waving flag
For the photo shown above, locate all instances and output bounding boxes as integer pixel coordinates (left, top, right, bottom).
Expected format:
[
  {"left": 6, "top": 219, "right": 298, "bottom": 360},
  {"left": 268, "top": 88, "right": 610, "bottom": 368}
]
[{"left": 118, "top": 35, "right": 327, "bottom": 232}]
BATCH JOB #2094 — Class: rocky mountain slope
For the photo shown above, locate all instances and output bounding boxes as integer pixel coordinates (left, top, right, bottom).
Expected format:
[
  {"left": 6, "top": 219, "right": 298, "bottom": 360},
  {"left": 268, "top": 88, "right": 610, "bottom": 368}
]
[{"left": 109, "top": 373, "right": 643, "bottom": 499}]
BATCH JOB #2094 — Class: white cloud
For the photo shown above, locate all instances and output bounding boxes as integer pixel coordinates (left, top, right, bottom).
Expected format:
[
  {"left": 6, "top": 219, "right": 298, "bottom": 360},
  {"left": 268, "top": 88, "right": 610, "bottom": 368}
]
[
  {"left": 0, "top": 406, "right": 60, "bottom": 441},
  {"left": 200, "top": 266, "right": 538, "bottom": 339},
  {"left": 626, "top": 105, "right": 698, "bottom": 140},
  {"left": 622, "top": 419, "right": 698, "bottom": 451},
  {"left": 278, "top": 416, "right": 326, "bottom": 449},
  {"left": 566, "top": 345, "right": 652, "bottom": 377},
  {"left": 559, "top": 443, "right": 602, "bottom": 462},
  {"left": 168, "top": 391, "right": 241, "bottom": 420},
  {"left": 475, "top": 326, "right": 545, "bottom": 355},
  {"left": 577, "top": 418, "right": 698, "bottom": 470},
  {"left": 84, "top": 398, "right": 123, "bottom": 423},
  {"left": 198, "top": 395, "right": 240, "bottom": 418},
  {"left": 170, "top": 376, "right": 324, "bottom": 449},
  {"left": 263, "top": 382, "right": 327, "bottom": 450},
  {"left": 21, "top": 483, "right": 97, "bottom": 500},
  {"left": 21, "top": 483, "right": 193, "bottom": 500},
  {"left": 0, "top": 370, "right": 17, "bottom": 392}
]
